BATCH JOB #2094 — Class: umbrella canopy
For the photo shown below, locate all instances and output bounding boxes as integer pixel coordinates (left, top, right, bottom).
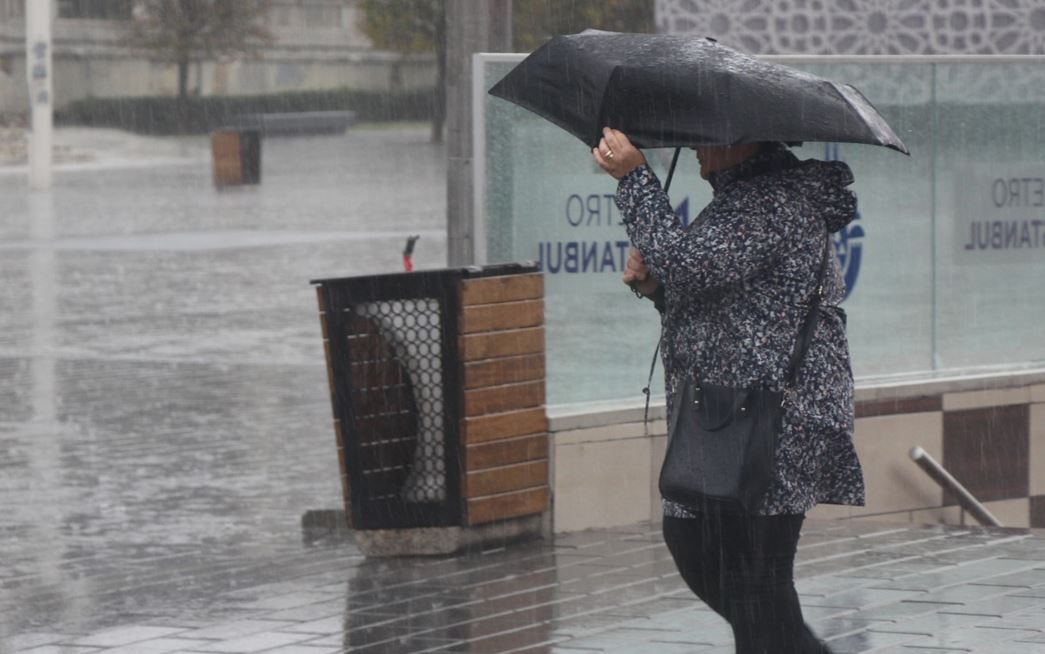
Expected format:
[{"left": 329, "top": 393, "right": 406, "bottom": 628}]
[{"left": 489, "top": 30, "right": 909, "bottom": 155}]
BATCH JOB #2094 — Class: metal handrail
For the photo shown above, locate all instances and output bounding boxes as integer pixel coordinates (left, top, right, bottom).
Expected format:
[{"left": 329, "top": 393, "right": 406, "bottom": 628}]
[{"left": 909, "top": 446, "right": 1003, "bottom": 527}]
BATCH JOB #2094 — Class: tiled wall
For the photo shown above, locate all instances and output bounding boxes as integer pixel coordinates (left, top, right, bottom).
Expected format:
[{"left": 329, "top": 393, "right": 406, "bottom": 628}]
[{"left": 550, "top": 374, "right": 1045, "bottom": 532}]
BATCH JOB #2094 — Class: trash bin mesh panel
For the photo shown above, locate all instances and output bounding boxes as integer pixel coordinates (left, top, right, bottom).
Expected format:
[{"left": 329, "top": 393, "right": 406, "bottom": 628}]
[
  {"left": 346, "top": 316, "right": 418, "bottom": 500},
  {"left": 348, "top": 299, "right": 447, "bottom": 504}
]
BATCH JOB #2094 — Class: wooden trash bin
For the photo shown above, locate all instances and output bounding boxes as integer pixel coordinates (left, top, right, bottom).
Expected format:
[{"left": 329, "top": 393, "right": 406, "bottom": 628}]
[
  {"left": 211, "top": 128, "right": 261, "bottom": 187},
  {"left": 311, "top": 263, "right": 549, "bottom": 556}
]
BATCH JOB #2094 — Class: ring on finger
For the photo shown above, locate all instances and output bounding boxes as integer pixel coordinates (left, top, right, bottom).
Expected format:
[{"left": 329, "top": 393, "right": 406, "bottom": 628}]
[{"left": 605, "top": 150, "right": 615, "bottom": 159}]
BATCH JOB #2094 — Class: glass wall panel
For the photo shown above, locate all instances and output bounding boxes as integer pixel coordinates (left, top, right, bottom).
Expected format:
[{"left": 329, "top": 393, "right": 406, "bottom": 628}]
[
  {"left": 932, "top": 62, "right": 1045, "bottom": 370},
  {"left": 480, "top": 56, "right": 1045, "bottom": 408},
  {"left": 793, "top": 62, "right": 935, "bottom": 379}
]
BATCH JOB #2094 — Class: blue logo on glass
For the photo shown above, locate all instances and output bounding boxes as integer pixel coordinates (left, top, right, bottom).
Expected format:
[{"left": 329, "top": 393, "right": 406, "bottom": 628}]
[{"left": 824, "top": 143, "right": 862, "bottom": 301}]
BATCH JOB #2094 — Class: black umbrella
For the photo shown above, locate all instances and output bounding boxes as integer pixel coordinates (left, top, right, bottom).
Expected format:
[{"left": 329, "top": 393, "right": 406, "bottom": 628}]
[{"left": 489, "top": 30, "right": 909, "bottom": 157}]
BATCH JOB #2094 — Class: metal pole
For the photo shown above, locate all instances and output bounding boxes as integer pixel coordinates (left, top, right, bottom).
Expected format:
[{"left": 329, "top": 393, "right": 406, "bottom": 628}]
[
  {"left": 909, "top": 446, "right": 1003, "bottom": 527},
  {"left": 26, "top": 0, "right": 53, "bottom": 191},
  {"left": 445, "top": 0, "right": 512, "bottom": 267}
]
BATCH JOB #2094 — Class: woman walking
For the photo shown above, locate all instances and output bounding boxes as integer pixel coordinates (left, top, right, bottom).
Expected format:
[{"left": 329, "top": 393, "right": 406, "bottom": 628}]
[{"left": 593, "top": 127, "right": 865, "bottom": 654}]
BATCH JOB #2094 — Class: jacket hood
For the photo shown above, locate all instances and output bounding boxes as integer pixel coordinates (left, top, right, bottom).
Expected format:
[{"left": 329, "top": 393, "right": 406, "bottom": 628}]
[
  {"left": 787, "top": 158, "right": 858, "bottom": 234},
  {"left": 708, "top": 143, "right": 857, "bottom": 234}
]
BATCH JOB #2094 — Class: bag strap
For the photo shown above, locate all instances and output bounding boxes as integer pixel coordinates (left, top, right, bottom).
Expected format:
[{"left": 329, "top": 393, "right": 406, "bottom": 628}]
[
  {"left": 641, "top": 232, "right": 832, "bottom": 427},
  {"left": 641, "top": 337, "right": 662, "bottom": 433},
  {"left": 784, "top": 233, "right": 832, "bottom": 389}
]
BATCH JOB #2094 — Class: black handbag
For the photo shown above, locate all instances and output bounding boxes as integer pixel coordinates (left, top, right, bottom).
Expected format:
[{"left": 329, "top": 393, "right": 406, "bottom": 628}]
[{"left": 656, "top": 235, "right": 832, "bottom": 514}]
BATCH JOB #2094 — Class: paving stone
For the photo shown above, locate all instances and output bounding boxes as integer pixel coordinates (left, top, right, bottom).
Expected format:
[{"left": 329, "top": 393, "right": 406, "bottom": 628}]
[
  {"left": 825, "top": 629, "right": 926, "bottom": 653},
  {"left": 259, "top": 599, "right": 345, "bottom": 622},
  {"left": 803, "top": 587, "right": 926, "bottom": 610},
  {"left": 187, "top": 630, "right": 316, "bottom": 653},
  {"left": 839, "top": 560, "right": 951, "bottom": 580},
  {"left": 972, "top": 569, "right": 1045, "bottom": 588},
  {"left": 795, "top": 574, "right": 877, "bottom": 597},
  {"left": 808, "top": 617, "right": 883, "bottom": 639},
  {"left": 846, "top": 601, "right": 960, "bottom": 621},
  {"left": 937, "top": 594, "right": 1045, "bottom": 617},
  {"left": 605, "top": 641, "right": 706, "bottom": 654},
  {"left": 1013, "top": 587, "right": 1045, "bottom": 599},
  {"left": 801, "top": 605, "right": 860, "bottom": 621},
  {"left": 247, "top": 646, "right": 342, "bottom": 654},
  {"left": 552, "top": 626, "right": 671, "bottom": 650},
  {"left": 91, "top": 637, "right": 214, "bottom": 654},
  {"left": 237, "top": 592, "right": 334, "bottom": 612},
  {"left": 867, "top": 610, "right": 992, "bottom": 634},
  {"left": 70, "top": 626, "right": 186, "bottom": 647},
  {"left": 869, "top": 643, "right": 965, "bottom": 647},
  {"left": 974, "top": 608, "right": 1045, "bottom": 631},
  {"left": 274, "top": 616, "right": 347, "bottom": 635},
  {"left": 904, "top": 625, "right": 1044, "bottom": 649},
  {"left": 975, "top": 644, "right": 1045, "bottom": 654},
  {"left": 2, "top": 633, "right": 75, "bottom": 651},
  {"left": 909, "top": 583, "right": 1020, "bottom": 604},
  {"left": 446, "top": 623, "right": 573, "bottom": 653},
  {"left": 870, "top": 558, "right": 1043, "bottom": 591},
  {"left": 177, "top": 620, "right": 300, "bottom": 641},
  {"left": 10, "top": 643, "right": 102, "bottom": 647}
]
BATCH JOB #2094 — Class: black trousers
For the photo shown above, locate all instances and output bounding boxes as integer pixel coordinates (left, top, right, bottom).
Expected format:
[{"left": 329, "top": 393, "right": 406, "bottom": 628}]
[{"left": 662, "top": 511, "right": 830, "bottom": 654}]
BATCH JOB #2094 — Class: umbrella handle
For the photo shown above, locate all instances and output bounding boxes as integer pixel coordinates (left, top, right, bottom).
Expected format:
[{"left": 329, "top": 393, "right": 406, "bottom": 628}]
[{"left": 663, "top": 147, "right": 681, "bottom": 194}]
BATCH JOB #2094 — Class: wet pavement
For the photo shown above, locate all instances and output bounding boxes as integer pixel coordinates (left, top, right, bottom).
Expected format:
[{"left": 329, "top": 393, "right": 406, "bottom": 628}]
[
  {"left": 4, "top": 519, "right": 1045, "bottom": 653},
  {"left": 0, "top": 126, "right": 444, "bottom": 642},
  {"left": 3, "top": 126, "right": 1045, "bottom": 653}
]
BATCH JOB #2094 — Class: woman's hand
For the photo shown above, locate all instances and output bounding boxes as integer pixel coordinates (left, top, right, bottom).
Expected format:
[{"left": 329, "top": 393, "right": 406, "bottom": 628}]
[
  {"left": 623, "top": 247, "right": 660, "bottom": 297},
  {"left": 592, "top": 127, "right": 646, "bottom": 180}
]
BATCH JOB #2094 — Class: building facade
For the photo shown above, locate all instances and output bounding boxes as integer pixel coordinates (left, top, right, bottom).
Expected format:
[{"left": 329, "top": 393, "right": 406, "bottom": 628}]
[
  {"left": 656, "top": 0, "right": 1045, "bottom": 54},
  {"left": 0, "top": 0, "right": 435, "bottom": 114}
]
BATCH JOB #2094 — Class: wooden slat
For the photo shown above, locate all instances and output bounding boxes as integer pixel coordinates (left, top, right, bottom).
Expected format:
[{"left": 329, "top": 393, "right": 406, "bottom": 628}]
[
  {"left": 464, "top": 460, "right": 548, "bottom": 498},
  {"left": 460, "top": 327, "right": 544, "bottom": 362},
  {"left": 461, "top": 274, "right": 543, "bottom": 306},
  {"left": 466, "top": 433, "right": 549, "bottom": 472},
  {"left": 464, "top": 380, "right": 543, "bottom": 417},
  {"left": 464, "top": 354, "right": 544, "bottom": 390},
  {"left": 466, "top": 487, "right": 549, "bottom": 526},
  {"left": 464, "top": 408, "right": 548, "bottom": 444},
  {"left": 461, "top": 300, "right": 544, "bottom": 334}
]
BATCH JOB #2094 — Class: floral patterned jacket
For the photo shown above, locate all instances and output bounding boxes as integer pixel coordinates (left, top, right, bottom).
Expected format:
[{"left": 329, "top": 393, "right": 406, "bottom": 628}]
[{"left": 616, "top": 143, "right": 866, "bottom": 516}]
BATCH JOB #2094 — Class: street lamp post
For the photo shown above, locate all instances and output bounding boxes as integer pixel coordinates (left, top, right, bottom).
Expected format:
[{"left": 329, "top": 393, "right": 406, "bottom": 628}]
[{"left": 26, "top": 0, "right": 53, "bottom": 191}]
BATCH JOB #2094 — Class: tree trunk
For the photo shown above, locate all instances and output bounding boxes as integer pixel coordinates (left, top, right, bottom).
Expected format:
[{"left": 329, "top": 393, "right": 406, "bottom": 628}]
[
  {"left": 175, "top": 57, "right": 191, "bottom": 133},
  {"left": 177, "top": 58, "right": 190, "bottom": 99}
]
